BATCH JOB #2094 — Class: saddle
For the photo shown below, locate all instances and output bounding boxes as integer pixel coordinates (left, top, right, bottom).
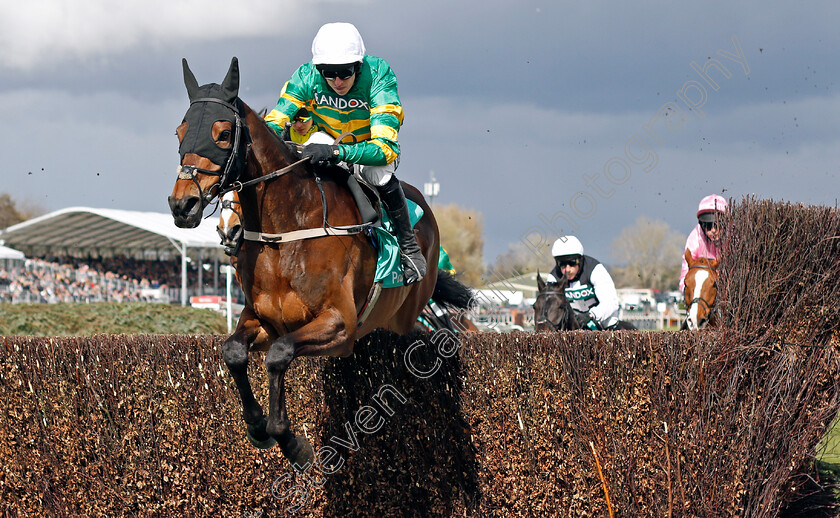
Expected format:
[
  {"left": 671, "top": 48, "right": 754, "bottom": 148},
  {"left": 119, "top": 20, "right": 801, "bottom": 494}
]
[{"left": 323, "top": 162, "right": 382, "bottom": 229}]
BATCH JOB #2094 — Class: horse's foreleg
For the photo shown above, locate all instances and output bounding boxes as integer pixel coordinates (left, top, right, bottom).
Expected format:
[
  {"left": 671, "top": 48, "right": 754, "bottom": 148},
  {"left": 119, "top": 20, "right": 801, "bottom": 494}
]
[
  {"left": 265, "top": 309, "right": 353, "bottom": 469},
  {"left": 222, "top": 310, "right": 276, "bottom": 449}
]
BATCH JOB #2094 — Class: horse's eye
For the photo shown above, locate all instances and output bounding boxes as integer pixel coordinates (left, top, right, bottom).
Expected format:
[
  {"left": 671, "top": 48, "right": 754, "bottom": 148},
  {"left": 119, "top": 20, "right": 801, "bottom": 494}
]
[{"left": 219, "top": 130, "right": 232, "bottom": 142}]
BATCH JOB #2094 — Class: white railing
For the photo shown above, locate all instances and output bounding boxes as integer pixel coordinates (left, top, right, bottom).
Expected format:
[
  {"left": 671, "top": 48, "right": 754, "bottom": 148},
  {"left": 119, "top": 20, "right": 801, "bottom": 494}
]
[
  {"left": 619, "top": 307, "right": 685, "bottom": 330},
  {"left": 470, "top": 306, "right": 686, "bottom": 332}
]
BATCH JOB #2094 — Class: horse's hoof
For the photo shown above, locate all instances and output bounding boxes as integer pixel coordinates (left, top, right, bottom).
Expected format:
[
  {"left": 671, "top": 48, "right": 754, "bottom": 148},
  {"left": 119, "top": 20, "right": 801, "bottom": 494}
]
[
  {"left": 283, "top": 435, "right": 315, "bottom": 471},
  {"left": 246, "top": 421, "right": 277, "bottom": 450}
]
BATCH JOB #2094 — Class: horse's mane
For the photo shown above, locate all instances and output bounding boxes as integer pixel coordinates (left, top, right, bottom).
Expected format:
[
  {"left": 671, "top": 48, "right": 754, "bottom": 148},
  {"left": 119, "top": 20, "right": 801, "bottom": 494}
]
[{"left": 240, "top": 100, "right": 301, "bottom": 165}]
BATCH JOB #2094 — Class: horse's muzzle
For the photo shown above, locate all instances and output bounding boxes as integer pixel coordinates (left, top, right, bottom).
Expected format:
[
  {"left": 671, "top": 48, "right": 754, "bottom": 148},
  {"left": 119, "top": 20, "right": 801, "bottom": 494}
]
[{"left": 168, "top": 194, "right": 203, "bottom": 228}]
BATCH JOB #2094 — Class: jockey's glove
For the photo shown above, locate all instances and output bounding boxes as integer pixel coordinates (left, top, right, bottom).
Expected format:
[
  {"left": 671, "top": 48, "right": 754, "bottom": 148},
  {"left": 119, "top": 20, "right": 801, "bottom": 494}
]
[
  {"left": 302, "top": 144, "right": 341, "bottom": 166},
  {"left": 576, "top": 312, "right": 599, "bottom": 330}
]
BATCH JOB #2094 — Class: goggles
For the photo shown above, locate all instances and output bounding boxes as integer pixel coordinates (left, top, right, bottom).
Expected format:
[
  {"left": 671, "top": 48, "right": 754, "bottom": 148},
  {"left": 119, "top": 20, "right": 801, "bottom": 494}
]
[
  {"left": 700, "top": 220, "right": 718, "bottom": 231},
  {"left": 556, "top": 257, "right": 581, "bottom": 268},
  {"left": 318, "top": 65, "right": 357, "bottom": 81},
  {"left": 293, "top": 115, "right": 312, "bottom": 123}
]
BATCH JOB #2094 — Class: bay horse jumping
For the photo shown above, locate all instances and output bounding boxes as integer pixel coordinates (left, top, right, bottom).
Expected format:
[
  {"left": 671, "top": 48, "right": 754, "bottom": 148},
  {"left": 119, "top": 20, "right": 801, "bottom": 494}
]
[
  {"left": 682, "top": 250, "right": 719, "bottom": 330},
  {"left": 167, "top": 57, "right": 471, "bottom": 469}
]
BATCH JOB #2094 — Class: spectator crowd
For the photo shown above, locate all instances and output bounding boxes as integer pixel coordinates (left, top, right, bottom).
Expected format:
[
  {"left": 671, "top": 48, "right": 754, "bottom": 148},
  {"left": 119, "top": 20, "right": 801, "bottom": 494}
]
[{"left": 0, "top": 255, "right": 233, "bottom": 304}]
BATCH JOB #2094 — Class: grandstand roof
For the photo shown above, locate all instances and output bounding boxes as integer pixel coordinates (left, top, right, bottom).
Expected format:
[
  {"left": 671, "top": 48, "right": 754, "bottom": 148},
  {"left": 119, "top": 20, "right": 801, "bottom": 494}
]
[
  {"left": 0, "top": 206, "right": 223, "bottom": 259},
  {"left": 0, "top": 245, "right": 25, "bottom": 260}
]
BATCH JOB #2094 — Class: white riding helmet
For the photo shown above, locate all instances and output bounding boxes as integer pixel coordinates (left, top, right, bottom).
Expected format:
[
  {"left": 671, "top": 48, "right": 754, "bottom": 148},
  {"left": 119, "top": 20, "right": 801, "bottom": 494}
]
[
  {"left": 551, "top": 236, "right": 584, "bottom": 258},
  {"left": 311, "top": 22, "right": 366, "bottom": 65}
]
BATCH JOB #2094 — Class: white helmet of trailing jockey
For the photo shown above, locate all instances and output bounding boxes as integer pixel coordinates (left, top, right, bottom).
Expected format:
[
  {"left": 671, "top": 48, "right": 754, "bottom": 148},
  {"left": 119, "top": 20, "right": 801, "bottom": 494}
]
[
  {"left": 696, "top": 194, "right": 728, "bottom": 223},
  {"left": 551, "top": 235, "right": 584, "bottom": 258},
  {"left": 311, "top": 22, "right": 366, "bottom": 65}
]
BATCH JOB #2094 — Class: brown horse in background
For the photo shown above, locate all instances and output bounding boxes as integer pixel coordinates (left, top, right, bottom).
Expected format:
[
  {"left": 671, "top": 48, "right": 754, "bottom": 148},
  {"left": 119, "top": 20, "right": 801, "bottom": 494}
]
[
  {"left": 168, "top": 57, "right": 471, "bottom": 469},
  {"left": 217, "top": 190, "right": 242, "bottom": 256},
  {"left": 682, "top": 250, "right": 719, "bottom": 330}
]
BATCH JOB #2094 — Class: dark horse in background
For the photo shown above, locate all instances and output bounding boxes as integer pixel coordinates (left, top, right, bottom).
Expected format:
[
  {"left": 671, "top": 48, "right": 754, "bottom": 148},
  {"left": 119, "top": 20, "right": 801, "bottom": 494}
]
[
  {"left": 168, "top": 58, "right": 472, "bottom": 469},
  {"left": 533, "top": 272, "right": 580, "bottom": 331},
  {"left": 533, "top": 272, "right": 636, "bottom": 331}
]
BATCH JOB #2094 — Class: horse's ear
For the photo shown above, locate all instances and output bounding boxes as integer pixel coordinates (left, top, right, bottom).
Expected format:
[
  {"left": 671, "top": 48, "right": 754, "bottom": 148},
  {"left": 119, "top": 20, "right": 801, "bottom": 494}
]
[
  {"left": 221, "top": 57, "right": 240, "bottom": 103},
  {"left": 684, "top": 249, "right": 693, "bottom": 265},
  {"left": 182, "top": 58, "right": 200, "bottom": 101},
  {"left": 710, "top": 258, "right": 720, "bottom": 270},
  {"left": 536, "top": 271, "right": 545, "bottom": 292}
]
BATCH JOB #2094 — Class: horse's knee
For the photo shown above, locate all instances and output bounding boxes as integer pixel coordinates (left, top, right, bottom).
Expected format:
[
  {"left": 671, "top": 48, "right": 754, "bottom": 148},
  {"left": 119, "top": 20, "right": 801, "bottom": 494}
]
[
  {"left": 266, "top": 418, "right": 292, "bottom": 439},
  {"left": 265, "top": 340, "right": 294, "bottom": 373},
  {"left": 221, "top": 338, "right": 249, "bottom": 371}
]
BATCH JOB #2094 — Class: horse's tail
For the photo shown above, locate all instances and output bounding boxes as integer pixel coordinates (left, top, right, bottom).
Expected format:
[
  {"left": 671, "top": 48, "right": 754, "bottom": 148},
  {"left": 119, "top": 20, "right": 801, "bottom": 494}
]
[
  {"left": 417, "top": 270, "right": 475, "bottom": 333},
  {"left": 432, "top": 269, "right": 473, "bottom": 310}
]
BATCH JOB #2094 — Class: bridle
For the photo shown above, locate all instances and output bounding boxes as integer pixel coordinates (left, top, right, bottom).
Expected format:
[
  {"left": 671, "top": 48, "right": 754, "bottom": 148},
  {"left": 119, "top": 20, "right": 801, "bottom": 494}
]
[
  {"left": 177, "top": 96, "right": 370, "bottom": 253},
  {"left": 176, "top": 96, "right": 311, "bottom": 211},
  {"left": 686, "top": 264, "right": 718, "bottom": 324},
  {"left": 534, "top": 290, "right": 569, "bottom": 331},
  {"left": 177, "top": 97, "right": 250, "bottom": 204}
]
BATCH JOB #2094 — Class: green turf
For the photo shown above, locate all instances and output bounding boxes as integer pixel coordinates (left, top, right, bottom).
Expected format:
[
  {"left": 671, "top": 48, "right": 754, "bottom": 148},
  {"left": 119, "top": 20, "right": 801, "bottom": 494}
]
[
  {"left": 820, "top": 416, "right": 840, "bottom": 466},
  {"left": 0, "top": 302, "right": 227, "bottom": 336}
]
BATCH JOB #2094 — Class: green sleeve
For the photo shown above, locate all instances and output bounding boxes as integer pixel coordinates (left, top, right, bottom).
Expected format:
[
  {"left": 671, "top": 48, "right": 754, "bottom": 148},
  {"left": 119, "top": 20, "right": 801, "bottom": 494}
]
[{"left": 338, "top": 58, "right": 402, "bottom": 165}]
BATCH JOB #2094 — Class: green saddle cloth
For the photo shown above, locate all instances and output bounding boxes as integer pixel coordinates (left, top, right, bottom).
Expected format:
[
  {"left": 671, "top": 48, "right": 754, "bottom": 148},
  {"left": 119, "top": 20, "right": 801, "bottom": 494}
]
[{"left": 374, "top": 200, "right": 424, "bottom": 288}]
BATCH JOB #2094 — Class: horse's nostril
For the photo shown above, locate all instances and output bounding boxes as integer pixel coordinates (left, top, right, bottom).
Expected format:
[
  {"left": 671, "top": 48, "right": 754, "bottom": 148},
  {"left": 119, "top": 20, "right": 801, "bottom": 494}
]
[{"left": 183, "top": 196, "right": 199, "bottom": 215}]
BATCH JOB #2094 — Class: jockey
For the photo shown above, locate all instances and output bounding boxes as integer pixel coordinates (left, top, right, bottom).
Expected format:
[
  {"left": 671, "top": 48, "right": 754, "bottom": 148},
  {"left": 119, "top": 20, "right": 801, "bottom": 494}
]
[
  {"left": 548, "top": 236, "right": 620, "bottom": 330},
  {"left": 438, "top": 246, "right": 455, "bottom": 275},
  {"left": 288, "top": 107, "right": 320, "bottom": 144},
  {"left": 265, "top": 22, "right": 426, "bottom": 285},
  {"left": 678, "top": 194, "right": 728, "bottom": 292}
]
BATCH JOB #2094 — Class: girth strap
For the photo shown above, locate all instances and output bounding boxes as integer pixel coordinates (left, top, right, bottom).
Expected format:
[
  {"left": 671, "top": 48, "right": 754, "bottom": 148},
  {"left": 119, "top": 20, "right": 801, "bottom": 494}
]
[{"left": 242, "top": 224, "right": 368, "bottom": 244}]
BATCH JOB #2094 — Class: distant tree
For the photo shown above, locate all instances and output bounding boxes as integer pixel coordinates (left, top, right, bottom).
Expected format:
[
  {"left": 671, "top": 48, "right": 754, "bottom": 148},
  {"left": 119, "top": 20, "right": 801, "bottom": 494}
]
[
  {"left": 435, "top": 203, "right": 484, "bottom": 287},
  {"left": 0, "top": 193, "right": 24, "bottom": 229},
  {"left": 488, "top": 233, "right": 554, "bottom": 281},
  {"left": 15, "top": 198, "right": 46, "bottom": 221},
  {"left": 0, "top": 193, "right": 45, "bottom": 229},
  {"left": 610, "top": 216, "right": 684, "bottom": 291}
]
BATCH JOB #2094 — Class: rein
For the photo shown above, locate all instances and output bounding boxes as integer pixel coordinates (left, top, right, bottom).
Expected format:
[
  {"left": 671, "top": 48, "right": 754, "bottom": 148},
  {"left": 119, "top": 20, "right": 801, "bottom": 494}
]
[{"left": 218, "top": 157, "right": 310, "bottom": 196}]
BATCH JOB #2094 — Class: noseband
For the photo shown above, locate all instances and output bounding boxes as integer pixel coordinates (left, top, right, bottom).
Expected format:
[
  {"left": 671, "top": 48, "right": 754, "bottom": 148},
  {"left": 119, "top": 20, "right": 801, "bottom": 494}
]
[{"left": 177, "top": 97, "right": 248, "bottom": 204}]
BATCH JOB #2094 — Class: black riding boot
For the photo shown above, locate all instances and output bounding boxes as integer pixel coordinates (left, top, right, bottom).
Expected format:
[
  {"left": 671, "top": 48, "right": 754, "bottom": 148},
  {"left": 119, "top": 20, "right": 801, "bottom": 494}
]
[{"left": 379, "top": 176, "right": 426, "bottom": 285}]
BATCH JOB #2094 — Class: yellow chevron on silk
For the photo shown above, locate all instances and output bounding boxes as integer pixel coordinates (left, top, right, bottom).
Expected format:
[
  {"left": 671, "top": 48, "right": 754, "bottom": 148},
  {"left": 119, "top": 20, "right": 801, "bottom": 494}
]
[
  {"left": 316, "top": 113, "right": 373, "bottom": 136},
  {"left": 370, "top": 139, "right": 398, "bottom": 163},
  {"left": 370, "top": 104, "right": 404, "bottom": 124},
  {"left": 371, "top": 124, "right": 398, "bottom": 143}
]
